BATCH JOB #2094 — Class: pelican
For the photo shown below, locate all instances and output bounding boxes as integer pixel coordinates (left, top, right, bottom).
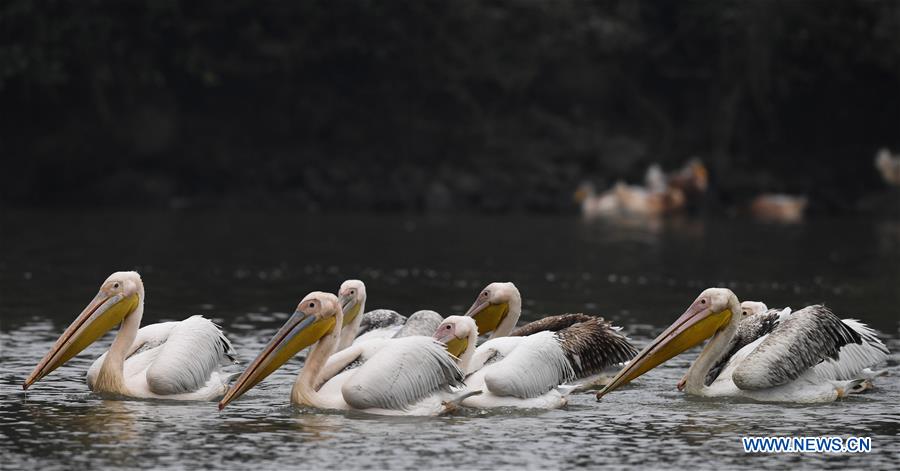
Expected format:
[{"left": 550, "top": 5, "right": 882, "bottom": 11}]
[
  {"left": 219, "top": 292, "right": 468, "bottom": 415},
  {"left": 336, "top": 280, "right": 443, "bottom": 345},
  {"left": 311, "top": 309, "right": 445, "bottom": 402},
  {"left": 24, "top": 271, "right": 236, "bottom": 400},
  {"left": 597, "top": 288, "right": 889, "bottom": 403},
  {"left": 457, "top": 283, "right": 637, "bottom": 408},
  {"left": 336, "top": 280, "right": 366, "bottom": 350}
]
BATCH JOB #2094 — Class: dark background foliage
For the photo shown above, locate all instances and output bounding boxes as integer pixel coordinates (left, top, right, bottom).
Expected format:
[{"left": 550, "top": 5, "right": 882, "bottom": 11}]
[{"left": 2, "top": 0, "right": 898, "bottom": 212}]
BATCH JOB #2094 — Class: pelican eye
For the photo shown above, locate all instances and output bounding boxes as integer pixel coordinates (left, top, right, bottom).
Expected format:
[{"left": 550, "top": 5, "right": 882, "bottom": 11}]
[
  {"left": 113, "top": 282, "right": 120, "bottom": 289},
  {"left": 700, "top": 299, "right": 706, "bottom": 304},
  {"left": 445, "top": 324, "right": 452, "bottom": 330},
  {"left": 308, "top": 302, "right": 316, "bottom": 309}
]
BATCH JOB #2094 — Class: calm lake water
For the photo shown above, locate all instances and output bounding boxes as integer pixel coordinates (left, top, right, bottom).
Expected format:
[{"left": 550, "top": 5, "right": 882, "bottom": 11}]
[{"left": 1, "top": 210, "right": 898, "bottom": 469}]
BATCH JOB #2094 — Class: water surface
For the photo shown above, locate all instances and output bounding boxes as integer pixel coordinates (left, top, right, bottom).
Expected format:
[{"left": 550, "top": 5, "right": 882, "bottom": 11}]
[{"left": 2, "top": 211, "right": 898, "bottom": 469}]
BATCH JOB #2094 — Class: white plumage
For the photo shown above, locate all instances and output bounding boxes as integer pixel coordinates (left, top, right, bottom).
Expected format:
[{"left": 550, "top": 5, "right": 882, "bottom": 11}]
[
  {"left": 341, "top": 336, "right": 465, "bottom": 411},
  {"left": 462, "top": 332, "right": 574, "bottom": 409},
  {"left": 86, "top": 315, "right": 236, "bottom": 400},
  {"left": 683, "top": 296, "right": 889, "bottom": 403},
  {"left": 26, "top": 272, "right": 237, "bottom": 402}
]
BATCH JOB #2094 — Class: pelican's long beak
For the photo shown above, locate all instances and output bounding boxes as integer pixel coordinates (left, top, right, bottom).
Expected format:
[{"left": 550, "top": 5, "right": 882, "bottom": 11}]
[
  {"left": 464, "top": 300, "right": 509, "bottom": 337},
  {"left": 339, "top": 295, "right": 361, "bottom": 327},
  {"left": 596, "top": 304, "right": 732, "bottom": 400},
  {"left": 218, "top": 309, "right": 335, "bottom": 409},
  {"left": 434, "top": 331, "right": 469, "bottom": 358},
  {"left": 24, "top": 292, "right": 139, "bottom": 389}
]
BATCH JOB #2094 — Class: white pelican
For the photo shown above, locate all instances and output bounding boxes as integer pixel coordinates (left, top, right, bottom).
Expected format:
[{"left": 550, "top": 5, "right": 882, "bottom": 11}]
[
  {"left": 457, "top": 283, "right": 637, "bottom": 408},
  {"left": 465, "top": 282, "right": 638, "bottom": 361},
  {"left": 335, "top": 280, "right": 442, "bottom": 346},
  {"left": 24, "top": 271, "right": 236, "bottom": 401},
  {"left": 435, "top": 315, "right": 572, "bottom": 409},
  {"left": 597, "top": 288, "right": 889, "bottom": 403},
  {"left": 219, "top": 292, "right": 468, "bottom": 415},
  {"left": 311, "top": 309, "right": 445, "bottom": 403},
  {"left": 336, "top": 279, "right": 366, "bottom": 350}
]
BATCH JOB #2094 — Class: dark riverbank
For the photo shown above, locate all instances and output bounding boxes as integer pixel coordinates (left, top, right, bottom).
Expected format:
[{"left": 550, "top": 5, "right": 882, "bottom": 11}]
[{"left": 3, "top": 1, "right": 899, "bottom": 212}]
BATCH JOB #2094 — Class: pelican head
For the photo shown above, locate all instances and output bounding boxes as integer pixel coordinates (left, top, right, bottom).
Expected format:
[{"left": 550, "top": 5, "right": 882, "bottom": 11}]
[
  {"left": 740, "top": 301, "right": 768, "bottom": 318},
  {"left": 338, "top": 279, "right": 366, "bottom": 328},
  {"left": 219, "top": 291, "right": 341, "bottom": 409},
  {"left": 433, "top": 315, "right": 477, "bottom": 358},
  {"left": 596, "top": 288, "right": 738, "bottom": 399},
  {"left": 464, "top": 282, "right": 520, "bottom": 337},
  {"left": 24, "top": 271, "right": 143, "bottom": 390}
]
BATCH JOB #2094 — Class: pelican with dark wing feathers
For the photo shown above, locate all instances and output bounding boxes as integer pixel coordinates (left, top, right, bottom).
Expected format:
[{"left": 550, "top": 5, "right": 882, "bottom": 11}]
[
  {"left": 24, "top": 271, "right": 236, "bottom": 401},
  {"left": 598, "top": 288, "right": 889, "bottom": 403},
  {"left": 219, "top": 292, "right": 468, "bottom": 415},
  {"left": 456, "top": 282, "right": 637, "bottom": 408}
]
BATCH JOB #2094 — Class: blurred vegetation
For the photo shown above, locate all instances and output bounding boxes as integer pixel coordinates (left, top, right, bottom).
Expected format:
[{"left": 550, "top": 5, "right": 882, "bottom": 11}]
[{"left": 2, "top": 0, "right": 899, "bottom": 212}]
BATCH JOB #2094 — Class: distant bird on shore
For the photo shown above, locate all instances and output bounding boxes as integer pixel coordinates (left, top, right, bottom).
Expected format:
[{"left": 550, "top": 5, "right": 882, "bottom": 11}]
[
  {"left": 750, "top": 194, "right": 808, "bottom": 223},
  {"left": 875, "top": 148, "right": 900, "bottom": 187},
  {"left": 574, "top": 159, "right": 707, "bottom": 218},
  {"left": 668, "top": 158, "right": 709, "bottom": 196}
]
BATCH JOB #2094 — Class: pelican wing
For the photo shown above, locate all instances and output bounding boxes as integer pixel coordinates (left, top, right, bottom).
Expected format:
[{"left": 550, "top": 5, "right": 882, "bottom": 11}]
[
  {"left": 483, "top": 331, "right": 574, "bottom": 399},
  {"left": 86, "top": 321, "right": 180, "bottom": 387},
  {"left": 468, "top": 336, "right": 525, "bottom": 374},
  {"left": 733, "top": 306, "right": 867, "bottom": 390},
  {"left": 316, "top": 338, "right": 391, "bottom": 389},
  {"left": 810, "top": 319, "right": 888, "bottom": 381},
  {"left": 510, "top": 313, "right": 594, "bottom": 337},
  {"left": 556, "top": 318, "right": 638, "bottom": 379},
  {"left": 340, "top": 337, "right": 464, "bottom": 410},
  {"left": 143, "top": 316, "right": 235, "bottom": 395},
  {"left": 705, "top": 308, "right": 789, "bottom": 385}
]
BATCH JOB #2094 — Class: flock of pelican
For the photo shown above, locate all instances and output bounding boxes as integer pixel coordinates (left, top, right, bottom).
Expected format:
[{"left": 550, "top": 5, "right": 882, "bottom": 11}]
[{"left": 24, "top": 271, "right": 889, "bottom": 415}]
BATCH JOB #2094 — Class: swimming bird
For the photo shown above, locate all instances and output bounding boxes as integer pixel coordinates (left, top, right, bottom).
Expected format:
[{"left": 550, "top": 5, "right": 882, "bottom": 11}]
[
  {"left": 465, "top": 282, "right": 637, "bottom": 363},
  {"left": 336, "top": 280, "right": 367, "bottom": 350},
  {"left": 597, "top": 288, "right": 889, "bottom": 403},
  {"left": 218, "top": 292, "right": 467, "bottom": 415},
  {"left": 312, "top": 309, "right": 445, "bottom": 401},
  {"left": 458, "top": 283, "right": 637, "bottom": 408},
  {"left": 434, "top": 315, "right": 572, "bottom": 409},
  {"left": 24, "top": 271, "right": 236, "bottom": 400},
  {"left": 336, "top": 280, "right": 443, "bottom": 346},
  {"left": 749, "top": 194, "right": 808, "bottom": 223}
]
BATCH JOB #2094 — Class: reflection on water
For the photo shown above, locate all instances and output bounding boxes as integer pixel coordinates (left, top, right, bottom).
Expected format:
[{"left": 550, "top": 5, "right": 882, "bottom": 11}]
[{"left": 1, "top": 211, "right": 898, "bottom": 469}]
